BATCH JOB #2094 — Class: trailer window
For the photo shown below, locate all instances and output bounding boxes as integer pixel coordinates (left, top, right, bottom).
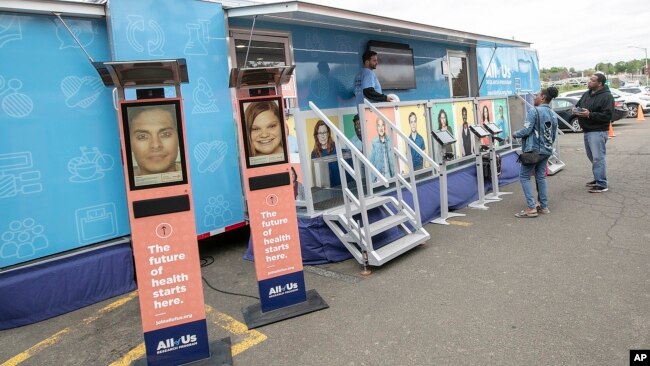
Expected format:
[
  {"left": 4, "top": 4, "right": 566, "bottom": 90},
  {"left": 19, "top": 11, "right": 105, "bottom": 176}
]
[
  {"left": 448, "top": 52, "right": 470, "bottom": 98},
  {"left": 230, "top": 31, "right": 292, "bottom": 68}
]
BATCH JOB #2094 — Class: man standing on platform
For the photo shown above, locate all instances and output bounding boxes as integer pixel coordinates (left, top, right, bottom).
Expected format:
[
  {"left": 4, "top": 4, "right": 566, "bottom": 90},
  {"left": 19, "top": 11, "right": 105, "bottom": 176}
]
[
  {"left": 574, "top": 72, "right": 613, "bottom": 193},
  {"left": 354, "top": 50, "right": 396, "bottom": 107}
]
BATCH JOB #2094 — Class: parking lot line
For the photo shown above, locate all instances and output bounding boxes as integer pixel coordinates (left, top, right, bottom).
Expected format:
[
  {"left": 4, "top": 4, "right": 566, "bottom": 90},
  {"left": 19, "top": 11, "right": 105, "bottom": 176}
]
[
  {"left": 1, "top": 291, "right": 138, "bottom": 366},
  {"left": 110, "top": 305, "right": 267, "bottom": 364},
  {"left": 447, "top": 220, "right": 473, "bottom": 227},
  {"left": 0, "top": 329, "right": 71, "bottom": 366},
  {"left": 108, "top": 344, "right": 145, "bottom": 366},
  {"left": 204, "top": 305, "right": 267, "bottom": 356}
]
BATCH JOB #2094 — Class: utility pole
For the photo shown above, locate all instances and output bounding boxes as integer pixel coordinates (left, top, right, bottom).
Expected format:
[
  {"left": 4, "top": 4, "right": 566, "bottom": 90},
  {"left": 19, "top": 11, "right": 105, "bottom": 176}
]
[{"left": 629, "top": 46, "right": 648, "bottom": 86}]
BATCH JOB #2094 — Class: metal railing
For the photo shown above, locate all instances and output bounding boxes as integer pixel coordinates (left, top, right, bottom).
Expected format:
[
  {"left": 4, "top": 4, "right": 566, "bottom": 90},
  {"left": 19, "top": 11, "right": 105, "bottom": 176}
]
[
  {"left": 363, "top": 99, "right": 438, "bottom": 231},
  {"left": 308, "top": 101, "right": 389, "bottom": 248}
]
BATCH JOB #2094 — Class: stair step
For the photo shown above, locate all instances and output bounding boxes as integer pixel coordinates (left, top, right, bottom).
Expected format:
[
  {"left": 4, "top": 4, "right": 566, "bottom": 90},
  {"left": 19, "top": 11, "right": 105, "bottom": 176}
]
[
  {"left": 323, "top": 195, "right": 394, "bottom": 219},
  {"left": 368, "top": 230, "right": 429, "bottom": 266},
  {"left": 343, "top": 212, "right": 410, "bottom": 242}
]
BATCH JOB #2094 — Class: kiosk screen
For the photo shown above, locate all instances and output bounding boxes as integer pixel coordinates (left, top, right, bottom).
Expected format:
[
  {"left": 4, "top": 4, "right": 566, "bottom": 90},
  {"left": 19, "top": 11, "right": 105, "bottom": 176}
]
[
  {"left": 470, "top": 125, "right": 491, "bottom": 138},
  {"left": 484, "top": 123, "right": 503, "bottom": 135},
  {"left": 431, "top": 129, "right": 456, "bottom": 146},
  {"left": 240, "top": 96, "right": 288, "bottom": 168},
  {"left": 121, "top": 99, "right": 188, "bottom": 190}
]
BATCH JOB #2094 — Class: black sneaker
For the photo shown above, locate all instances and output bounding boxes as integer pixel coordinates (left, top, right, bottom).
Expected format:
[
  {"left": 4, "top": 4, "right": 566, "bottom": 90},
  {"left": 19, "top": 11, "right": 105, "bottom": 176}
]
[
  {"left": 585, "top": 180, "right": 597, "bottom": 187},
  {"left": 588, "top": 185, "right": 608, "bottom": 193}
]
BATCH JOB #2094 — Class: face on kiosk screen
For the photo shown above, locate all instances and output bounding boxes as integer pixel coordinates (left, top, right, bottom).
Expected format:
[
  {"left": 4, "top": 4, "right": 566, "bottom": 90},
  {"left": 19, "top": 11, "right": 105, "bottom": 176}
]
[
  {"left": 240, "top": 96, "right": 288, "bottom": 169},
  {"left": 121, "top": 100, "right": 188, "bottom": 190}
]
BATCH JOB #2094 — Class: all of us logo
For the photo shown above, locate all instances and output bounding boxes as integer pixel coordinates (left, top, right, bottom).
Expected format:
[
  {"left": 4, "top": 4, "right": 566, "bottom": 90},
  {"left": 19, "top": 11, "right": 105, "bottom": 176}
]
[
  {"left": 156, "top": 334, "right": 198, "bottom": 353},
  {"left": 268, "top": 282, "right": 298, "bottom": 298}
]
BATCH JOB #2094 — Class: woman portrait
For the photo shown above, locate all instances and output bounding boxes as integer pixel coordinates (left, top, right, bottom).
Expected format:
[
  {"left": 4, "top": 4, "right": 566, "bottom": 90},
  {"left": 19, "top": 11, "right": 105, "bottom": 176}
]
[
  {"left": 437, "top": 109, "right": 450, "bottom": 131},
  {"left": 481, "top": 105, "right": 491, "bottom": 125},
  {"left": 311, "top": 120, "right": 336, "bottom": 158},
  {"left": 245, "top": 100, "right": 284, "bottom": 157},
  {"left": 310, "top": 119, "right": 341, "bottom": 186},
  {"left": 480, "top": 105, "right": 491, "bottom": 145},
  {"left": 437, "top": 108, "right": 455, "bottom": 160},
  {"left": 291, "top": 166, "right": 305, "bottom": 201}
]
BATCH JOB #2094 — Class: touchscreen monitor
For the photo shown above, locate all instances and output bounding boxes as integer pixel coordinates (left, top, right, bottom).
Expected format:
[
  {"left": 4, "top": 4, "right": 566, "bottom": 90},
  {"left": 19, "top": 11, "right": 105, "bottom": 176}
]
[
  {"left": 239, "top": 96, "right": 288, "bottom": 168},
  {"left": 431, "top": 129, "right": 456, "bottom": 146},
  {"left": 469, "top": 125, "right": 490, "bottom": 138},
  {"left": 121, "top": 99, "right": 188, "bottom": 190},
  {"left": 484, "top": 123, "right": 503, "bottom": 135}
]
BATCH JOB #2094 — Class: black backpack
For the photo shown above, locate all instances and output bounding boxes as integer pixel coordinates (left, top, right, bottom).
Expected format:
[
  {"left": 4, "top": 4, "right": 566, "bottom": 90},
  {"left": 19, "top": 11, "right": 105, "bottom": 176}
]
[{"left": 482, "top": 153, "right": 502, "bottom": 180}]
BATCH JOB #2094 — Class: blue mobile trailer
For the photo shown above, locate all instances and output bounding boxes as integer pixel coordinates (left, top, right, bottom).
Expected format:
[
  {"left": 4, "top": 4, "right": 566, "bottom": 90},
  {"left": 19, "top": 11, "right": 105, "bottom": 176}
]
[{"left": 0, "top": 0, "right": 540, "bottom": 328}]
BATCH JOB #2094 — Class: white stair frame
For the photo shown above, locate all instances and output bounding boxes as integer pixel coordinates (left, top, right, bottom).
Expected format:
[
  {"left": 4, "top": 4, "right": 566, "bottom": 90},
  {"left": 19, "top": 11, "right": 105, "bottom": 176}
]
[{"left": 308, "top": 100, "right": 433, "bottom": 266}]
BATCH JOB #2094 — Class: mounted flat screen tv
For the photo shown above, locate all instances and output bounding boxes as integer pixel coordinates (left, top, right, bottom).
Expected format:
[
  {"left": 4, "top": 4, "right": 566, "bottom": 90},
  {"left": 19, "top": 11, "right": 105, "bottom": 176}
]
[{"left": 368, "top": 41, "right": 416, "bottom": 90}]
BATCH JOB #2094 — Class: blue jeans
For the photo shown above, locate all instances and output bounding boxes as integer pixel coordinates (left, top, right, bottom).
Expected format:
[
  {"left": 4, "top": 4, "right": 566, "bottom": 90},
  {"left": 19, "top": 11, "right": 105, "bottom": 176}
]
[
  {"left": 519, "top": 155, "right": 550, "bottom": 209},
  {"left": 583, "top": 131, "right": 608, "bottom": 188}
]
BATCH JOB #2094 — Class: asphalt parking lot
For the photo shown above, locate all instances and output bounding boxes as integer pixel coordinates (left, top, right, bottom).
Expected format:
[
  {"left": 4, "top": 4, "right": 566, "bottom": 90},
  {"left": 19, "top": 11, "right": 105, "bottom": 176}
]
[{"left": 1, "top": 117, "right": 649, "bottom": 366}]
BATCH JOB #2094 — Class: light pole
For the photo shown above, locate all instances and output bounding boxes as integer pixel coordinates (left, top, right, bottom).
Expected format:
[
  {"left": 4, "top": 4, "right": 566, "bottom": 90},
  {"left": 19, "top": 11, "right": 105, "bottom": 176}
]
[{"left": 629, "top": 46, "right": 648, "bottom": 86}]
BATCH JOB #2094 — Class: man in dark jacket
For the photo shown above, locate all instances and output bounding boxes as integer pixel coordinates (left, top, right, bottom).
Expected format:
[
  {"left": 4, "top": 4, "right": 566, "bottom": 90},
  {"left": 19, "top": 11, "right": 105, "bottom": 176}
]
[{"left": 574, "top": 73, "right": 613, "bottom": 193}]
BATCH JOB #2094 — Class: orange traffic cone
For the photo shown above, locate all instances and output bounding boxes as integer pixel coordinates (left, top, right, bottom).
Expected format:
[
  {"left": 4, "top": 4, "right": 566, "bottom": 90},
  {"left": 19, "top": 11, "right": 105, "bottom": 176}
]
[
  {"left": 637, "top": 106, "right": 645, "bottom": 121},
  {"left": 608, "top": 122, "right": 616, "bottom": 139}
]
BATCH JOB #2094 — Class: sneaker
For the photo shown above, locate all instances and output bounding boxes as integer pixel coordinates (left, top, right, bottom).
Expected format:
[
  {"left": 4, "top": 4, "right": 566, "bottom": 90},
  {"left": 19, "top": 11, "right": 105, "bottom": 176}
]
[
  {"left": 585, "top": 180, "right": 597, "bottom": 187},
  {"left": 588, "top": 185, "right": 608, "bottom": 193}
]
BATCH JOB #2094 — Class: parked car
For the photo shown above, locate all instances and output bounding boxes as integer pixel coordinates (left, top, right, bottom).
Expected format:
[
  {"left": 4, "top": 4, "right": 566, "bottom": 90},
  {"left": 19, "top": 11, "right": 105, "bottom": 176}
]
[
  {"left": 560, "top": 87, "right": 650, "bottom": 118},
  {"left": 550, "top": 97, "right": 628, "bottom": 132},
  {"left": 610, "top": 88, "right": 650, "bottom": 118},
  {"left": 619, "top": 86, "right": 650, "bottom": 96}
]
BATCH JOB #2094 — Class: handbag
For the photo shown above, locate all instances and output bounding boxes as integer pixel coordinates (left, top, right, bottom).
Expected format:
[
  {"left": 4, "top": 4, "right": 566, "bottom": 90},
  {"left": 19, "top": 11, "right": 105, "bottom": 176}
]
[
  {"left": 516, "top": 108, "right": 546, "bottom": 165},
  {"left": 517, "top": 151, "right": 545, "bottom": 165}
]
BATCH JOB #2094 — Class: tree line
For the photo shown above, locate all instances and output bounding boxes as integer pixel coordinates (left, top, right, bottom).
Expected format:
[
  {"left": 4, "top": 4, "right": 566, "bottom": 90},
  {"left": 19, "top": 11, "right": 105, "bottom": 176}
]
[{"left": 541, "top": 59, "right": 647, "bottom": 81}]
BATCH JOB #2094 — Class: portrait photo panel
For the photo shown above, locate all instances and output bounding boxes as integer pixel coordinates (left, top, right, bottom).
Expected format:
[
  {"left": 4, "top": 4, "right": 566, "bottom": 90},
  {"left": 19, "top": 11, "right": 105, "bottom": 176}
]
[
  {"left": 342, "top": 113, "right": 364, "bottom": 154},
  {"left": 452, "top": 100, "right": 476, "bottom": 158},
  {"left": 492, "top": 98, "right": 510, "bottom": 145},
  {"left": 430, "top": 102, "right": 457, "bottom": 161},
  {"left": 306, "top": 115, "right": 341, "bottom": 188},
  {"left": 477, "top": 100, "right": 495, "bottom": 146},
  {"left": 398, "top": 104, "right": 429, "bottom": 172},
  {"left": 363, "top": 107, "right": 398, "bottom": 181}
]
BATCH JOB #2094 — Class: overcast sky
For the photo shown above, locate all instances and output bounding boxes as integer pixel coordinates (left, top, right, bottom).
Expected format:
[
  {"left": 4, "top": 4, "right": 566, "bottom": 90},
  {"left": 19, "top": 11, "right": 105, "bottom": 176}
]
[{"left": 255, "top": 0, "right": 650, "bottom": 70}]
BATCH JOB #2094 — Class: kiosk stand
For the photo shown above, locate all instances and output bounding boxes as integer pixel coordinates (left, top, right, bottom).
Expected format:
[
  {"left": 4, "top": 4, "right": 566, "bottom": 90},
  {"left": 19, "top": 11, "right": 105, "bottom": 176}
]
[
  {"left": 468, "top": 125, "right": 500, "bottom": 210},
  {"left": 96, "top": 59, "right": 232, "bottom": 365},
  {"left": 230, "top": 67, "right": 328, "bottom": 329},
  {"left": 483, "top": 123, "right": 512, "bottom": 200},
  {"left": 430, "top": 129, "right": 466, "bottom": 225}
]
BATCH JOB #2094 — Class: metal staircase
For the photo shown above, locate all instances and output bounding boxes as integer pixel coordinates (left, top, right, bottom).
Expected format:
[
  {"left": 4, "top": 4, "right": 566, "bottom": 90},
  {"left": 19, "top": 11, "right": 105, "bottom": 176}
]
[{"left": 309, "top": 100, "right": 436, "bottom": 267}]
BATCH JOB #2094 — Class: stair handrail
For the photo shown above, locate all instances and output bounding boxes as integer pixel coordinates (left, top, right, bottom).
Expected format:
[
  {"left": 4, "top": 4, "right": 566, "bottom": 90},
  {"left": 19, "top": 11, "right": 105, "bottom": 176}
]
[
  {"left": 363, "top": 99, "right": 434, "bottom": 230},
  {"left": 309, "top": 101, "right": 388, "bottom": 252}
]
